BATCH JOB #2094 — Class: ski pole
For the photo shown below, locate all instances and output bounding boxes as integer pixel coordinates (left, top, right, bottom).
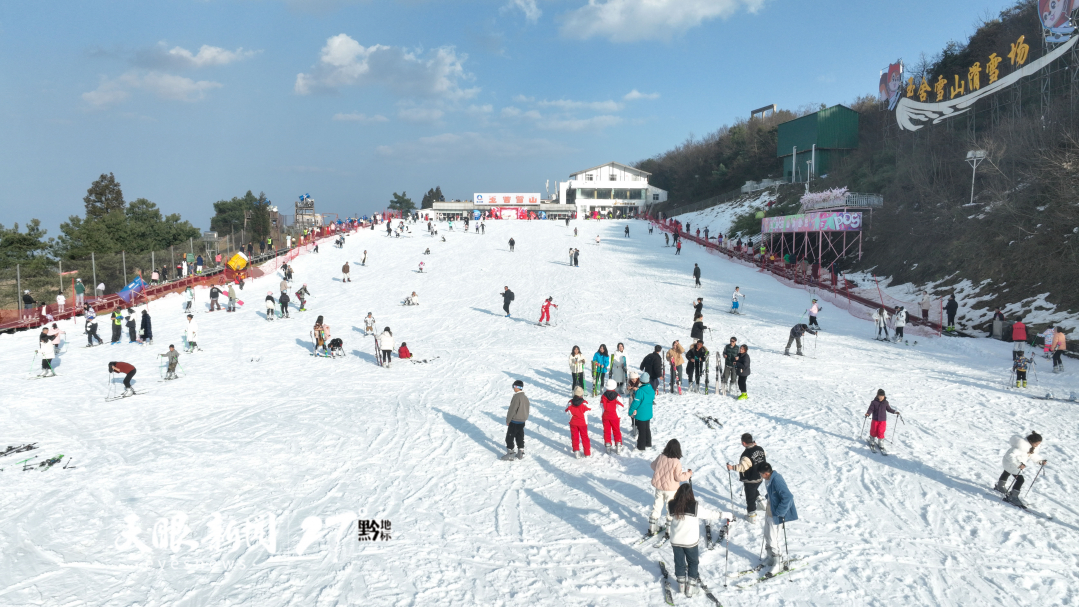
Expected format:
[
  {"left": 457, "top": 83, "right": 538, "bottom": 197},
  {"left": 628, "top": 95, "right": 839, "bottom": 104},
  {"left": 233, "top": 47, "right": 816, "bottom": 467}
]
[
  {"left": 782, "top": 518, "right": 790, "bottom": 570},
  {"left": 889, "top": 412, "right": 905, "bottom": 444},
  {"left": 1024, "top": 462, "right": 1046, "bottom": 498},
  {"left": 723, "top": 518, "right": 731, "bottom": 587},
  {"left": 859, "top": 415, "right": 867, "bottom": 440},
  {"left": 727, "top": 466, "right": 734, "bottom": 505}
]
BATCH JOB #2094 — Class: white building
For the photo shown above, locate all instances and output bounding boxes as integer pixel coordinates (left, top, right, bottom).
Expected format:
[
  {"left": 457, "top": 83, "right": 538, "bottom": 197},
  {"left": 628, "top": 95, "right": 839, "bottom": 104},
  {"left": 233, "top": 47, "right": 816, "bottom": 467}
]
[{"left": 556, "top": 162, "right": 667, "bottom": 218}]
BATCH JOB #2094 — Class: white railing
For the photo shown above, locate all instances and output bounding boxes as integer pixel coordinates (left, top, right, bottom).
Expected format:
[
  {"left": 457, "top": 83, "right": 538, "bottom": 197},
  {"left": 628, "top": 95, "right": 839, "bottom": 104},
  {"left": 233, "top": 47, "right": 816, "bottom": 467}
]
[{"left": 801, "top": 192, "right": 883, "bottom": 212}]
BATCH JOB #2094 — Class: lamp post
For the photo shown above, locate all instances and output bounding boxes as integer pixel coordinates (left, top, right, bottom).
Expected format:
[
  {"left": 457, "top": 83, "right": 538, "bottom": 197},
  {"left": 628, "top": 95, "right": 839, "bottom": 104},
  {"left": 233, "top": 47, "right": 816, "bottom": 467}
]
[{"left": 965, "top": 150, "right": 987, "bottom": 206}]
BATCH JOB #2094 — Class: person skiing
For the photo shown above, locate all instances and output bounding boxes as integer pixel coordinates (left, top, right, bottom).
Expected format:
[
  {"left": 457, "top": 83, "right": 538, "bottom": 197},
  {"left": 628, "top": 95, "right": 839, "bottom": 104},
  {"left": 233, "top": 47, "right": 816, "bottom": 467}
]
[
  {"left": 110, "top": 310, "right": 123, "bottom": 344},
  {"left": 1011, "top": 318, "right": 1028, "bottom": 350},
  {"left": 538, "top": 297, "right": 558, "bottom": 326},
  {"left": 503, "top": 379, "right": 530, "bottom": 461},
  {"left": 1013, "top": 350, "right": 1033, "bottom": 388},
  {"left": 609, "top": 342, "right": 628, "bottom": 393},
  {"left": 893, "top": 306, "right": 907, "bottom": 342},
  {"left": 109, "top": 361, "right": 137, "bottom": 396},
  {"left": 501, "top": 286, "right": 514, "bottom": 317},
  {"left": 685, "top": 340, "right": 708, "bottom": 392},
  {"left": 720, "top": 337, "right": 739, "bottom": 396},
  {"left": 209, "top": 284, "right": 222, "bottom": 312},
  {"left": 565, "top": 386, "right": 592, "bottom": 458},
  {"left": 227, "top": 283, "right": 238, "bottom": 313},
  {"left": 184, "top": 314, "right": 199, "bottom": 352},
  {"left": 569, "top": 345, "right": 587, "bottom": 393},
  {"left": 692, "top": 263, "right": 701, "bottom": 288},
  {"left": 727, "top": 433, "right": 767, "bottom": 520},
  {"left": 808, "top": 299, "right": 823, "bottom": 329},
  {"left": 264, "top": 292, "right": 276, "bottom": 321},
  {"left": 664, "top": 233, "right": 670, "bottom": 247},
  {"left": 574, "top": 227, "right": 578, "bottom": 237},
  {"left": 873, "top": 307, "right": 890, "bottom": 340},
  {"left": 595, "top": 234, "right": 601, "bottom": 245},
  {"left": 1051, "top": 327, "right": 1067, "bottom": 372},
  {"left": 995, "top": 432, "right": 1046, "bottom": 509},
  {"left": 183, "top": 287, "right": 194, "bottom": 313},
  {"left": 313, "top": 315, "right": 328, "bottom": 355},
  {"left": 85, "top": 307, "right": 102, "bottom": 346},
  {"left": 600, "top": 379, "right": 624, "bottom": 454},
  {"left": 592, "top": 344, "right": 610, "bottom": 396},
  {"left": 640, "top": 345, "right": 664, "bottom": 393},
  {"left": 364, "top": 312, "right": 376, "bottom": 335},
  {"left": 628, "top": 372, "right": 655, "bottom": 451},
  {"left": 785, "top": 323, "right": 817, "bottom": 356},
  {"left": 508, "top": 237, "right": 515, "bottom": 252},
  {"left": 378, "top": 327, "right": 395, "bottom": 367},
  {"left": 649, "top": 439, "right": 692, "bottom": 535},
  {"left": 159, "top": 344, "right": 180, "bottom": 380},
  {"left": 945, "top": 295, "right": 958, "bottom": 331},
  {"left": 731, "top": 287, "right": 745, "bottom": 313},
  {"left": 758, "top": 463, "right": 798, "bottom": 576},
  {"left": 342, "top": 262, "right": 351, "bottom": 282},
  {"left": 140, "top": 309, "right": 153, "bottom": 344},
  {"left": 865, "top": 389, "right": 899, "bottom": 454},
  {"left": 675, "top": 240, "right": 682, "bottom": 255},
  {"left": 37, "top": 334, "right": 56, "bottom": 377},
  {"left": 665, "top": 340, "right": 685, "bottom": 394},
  {"left": 734, "top": 345, "right": 751, "bottom": 400},
  {"left": 667, "top": 483, "right": 726, "bottom": 598}
]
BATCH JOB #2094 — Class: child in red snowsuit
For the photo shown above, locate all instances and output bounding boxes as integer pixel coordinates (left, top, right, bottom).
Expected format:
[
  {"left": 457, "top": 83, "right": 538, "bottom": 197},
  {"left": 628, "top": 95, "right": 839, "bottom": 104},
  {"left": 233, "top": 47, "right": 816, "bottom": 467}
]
[
  {"left": 865, "top": 388, "right": 899, "bottom": 452},
  {"left": 600, "top": 379, "right": 624, "bottom": 452},
  {"left": 566, "top": 386, "right": 592, "bottom": 457},
  {"left": 539, "top": 296, "right": 558, "bottom": 325}
]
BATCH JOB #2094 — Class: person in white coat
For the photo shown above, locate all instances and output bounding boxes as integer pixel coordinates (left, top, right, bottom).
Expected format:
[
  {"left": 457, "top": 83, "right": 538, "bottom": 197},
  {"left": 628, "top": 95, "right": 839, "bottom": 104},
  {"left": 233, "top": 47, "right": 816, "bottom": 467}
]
[
  {"left": 808, "top": 299, "right": 822, "bottom": 329},
  {"left": 609, "top": 342, "right": 628, "bottom": 393},
  {"left": 56, "top": 291, "right": 66, "bottom": 314},
  {"left": 37, "top": 334, "right": 56, "bottom": 377},
  {"left": 995, "top": 432, "right": 1046, "bottom": 508},
  {"left": 183, "top": 287, "right": 194, "bottom": 312},
  {"left": 872, "top": 307, "right": 890, "bottom": 340},
  {"left": 893, "top": 306, "right": 907, "bottom": 342},
  {"left": 404, "top": 292, "right": 419, "bottom": 306},
  {"left": 568, "top": 345, "right": 587, "bottom": 393},
  {"left": 919, "top": 292, "right": 932, "bottom": 322},
  {"left": 378, "top": 327, "right": 395, "bottom": 367},
  {"left": 666, "top": 483, "right": 729, "bottom": 598},
  {"left": 184, "top": 314, "right": 199, "bottom": 352}
]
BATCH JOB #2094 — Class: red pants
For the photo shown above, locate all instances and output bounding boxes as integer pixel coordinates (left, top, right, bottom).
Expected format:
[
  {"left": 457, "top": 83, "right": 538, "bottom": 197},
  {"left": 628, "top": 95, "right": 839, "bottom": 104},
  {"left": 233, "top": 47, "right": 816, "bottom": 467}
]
[
  {"left": 539, "top": 309, "right": 551, "bottom": 323},
  {"left": 570, "top": 424, "right": 591, "bottom": 455},
  {"left": 603, "top": 417, "right": 622, "bottom": 444},
  {"left": 870, "top": 420, "right": 887, "bottom": 439}
]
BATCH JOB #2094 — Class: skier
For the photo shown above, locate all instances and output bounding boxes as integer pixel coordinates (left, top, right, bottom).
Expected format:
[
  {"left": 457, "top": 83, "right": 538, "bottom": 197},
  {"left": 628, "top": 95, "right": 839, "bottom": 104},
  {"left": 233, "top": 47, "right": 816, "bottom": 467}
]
[
  {"left": 894, "top": 306, "right": 907, "bottom": 342},
  {"left": 378, "top": 327, "right": 395, "bottom": 367},
  {"left": 417, "top": 262, "right": 424, "bottom": 273},
  {"left": 569, "top": 345, "right": 587, "bottom": 393},
  {"left": 85, "top": 307, "right": 103, "bottom": 346},
  {"left": 720, "top": 337, "right": 739, "bottom": 396},
  {"left": 503, "top": 379, "right": 530, "bottom": 461},
  {"left": 624, "top": 225, "right": 629, "bottom": 238},
  {"left": 37, "top": 334, "right": 56, "bottom": 377},
  {"left": 600, "top": 379, "right": 624, "bottom": 454},
  {"left": 731, "top": 287, "right": 745, "bottom": 313},
  {"left": 734, "top": 345, "right": 751, "bottom": 400},
  {"left": 565, "top": 386, "right": 592, "bottom": 458},
  {"left": 109, "top": 361, "right": 137, "bottom": 396},
  {"left": 665, "top": 233, "right": 670, "bottom": 247},
  {"left": 313, "top": 315, "right": 328, "bottom": 355},
  {"left": 574, "top": 227, "right": 578, "bottom": 237},
  {"left": 1040, "top": 326, "right": 1055, "bottom": 358},
  {"left": 785, "top": 323, "right": 817, "bottom": 356},
  {"left": 685, "top": 340, "right": 708, "bottom": 392},
  {"left": 640, "top": 345, "right": 664, "bottom": 393},
  {"left": 264, "top": 292, "right": 276, "bottom": 321},
  {"left": 568, "top": 248, "right": 574, "bottom": 265},
  {"left": 183, "top": 314, "right": 199, "bottom": 352},
  {"left": 665, "top": 340, "right": 685, "bottom": 394},
  {"left": 209, "top": 284, "right": 222, "bottom": 311},
  {"left": 667, "top": 483, "right": 726, "bottom": 598},
  {"left": 361, "top": 250, "right": 368, "bottom": 266},
  {"left": 592, "top": 344, "right": 610, "bottom": 395},
  {"left": 995, "top": 432, "right": 1046, "bottom": 509},
  {"left": 758, "top": 463, "right": 798, "bottom": 576},
  {"left": 183, "top": 286, "right": 194, "bottom": 312},
  {"left": 1051, "top": 327, "right": 1067, "bottom": 372},
  {"left": 649, "top": 439, "right": 693, "bottom": 534},
  {"left": 1011, "top": 318, "right": 1027, "bottom": 351},
  {"left": 110, "top": 310, "right": 123, "bottom": 343},
  {"left": 227, "top": 283, "right": 238, "bottom": 313},
  {"left": 675, "top": 240, "right": 682, "bottom": 255},
  {"left": 295, "top": 284, "right": 310, "bottom": 311},
  {"left": 538, "top": 297, "right": 558, "bottom": 326},
  {"left": 945, "top": 295, "right": 958, "bottom": 331},
  {"left": 364, "top": 312, "right": 376, "bottom": 335},
  {"left": 628, "top": 372, "right": 655, "bottom": 451},
  {"left": 1013, "top": 350, "right": 1033, "bottom": 388},
  {"left": 509, "top": 237, "right": 515, "bottom": 252},
  {"left": 140, "top": 309, "right": 153, "bottom": 344},
  {"left": 159, "top": 344, "right": 180, "bottom": 380},
  {"left": 865, "top": 389, "right": 899, "bottom": 454},
  {"left": 284, "top": 264, "right": 294, "bottom": 282},
  {"left": 873, "top": 307, "right": 890, "bottom": 340},
  {"left": 609, "top": 342, "right": 628, "bottom": 393},
  {"left": 808, "top": 299, "right": 823, "bottom": 329},
  {"left": 279, "top": 291, "right": 291, "bottom": 318},
  {"left": 342, "top": 262, "right": 351, "bottom": 282},
  {"left": 501, "top": 286, "right": 515, "bottom": 317},
  {"left": 726, "top": 433, "right": 767, "bottom": 520},
  {"left": 692, "top": 263, "right": 701, "bottom": 287},
  {"left": 404, "top": 291, "right": 419, "bottom": 306}
]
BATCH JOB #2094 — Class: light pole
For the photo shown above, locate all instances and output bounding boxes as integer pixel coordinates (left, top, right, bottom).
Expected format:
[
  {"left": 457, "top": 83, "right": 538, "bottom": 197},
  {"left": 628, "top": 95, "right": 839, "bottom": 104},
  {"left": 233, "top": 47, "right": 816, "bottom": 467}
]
[{"left": 965, "top": 150, "right": 987, "bottom": 206}]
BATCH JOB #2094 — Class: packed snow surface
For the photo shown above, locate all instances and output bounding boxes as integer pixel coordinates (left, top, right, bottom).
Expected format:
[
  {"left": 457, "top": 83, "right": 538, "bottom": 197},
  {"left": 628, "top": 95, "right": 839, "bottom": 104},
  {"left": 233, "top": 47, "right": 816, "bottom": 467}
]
[{"left": 1, "top": 220, "right": 1076, "bottom": 607}]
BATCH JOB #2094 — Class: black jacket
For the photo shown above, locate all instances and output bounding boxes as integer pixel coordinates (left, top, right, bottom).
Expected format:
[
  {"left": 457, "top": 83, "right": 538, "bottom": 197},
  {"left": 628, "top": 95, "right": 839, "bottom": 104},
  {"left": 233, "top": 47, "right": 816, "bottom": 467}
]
[
  {"left": 690, "top": 321, "right": 707, "bottom": 341},
  {"left": 735, "top": 352, "right": 751, "bottom": 377},
  {"left": 693, "top": 266, "right": 701, "bottom": 278},
  {"left": 790, "top": 324, "right": 816, "bottom": 338},
  {"left": 686, "top": 346, "right": 708, "bottom": 365},
  {"left": 945, "top": 298, "right": 958, "bottom": 314},
  {"left": 210, "top": 287, "right": 221, "bottom": 299},
  {"left": 280, "top": 293, "right": 290, "bottom": 305},
  {"left": 738, "top": 445, "right": 767, "bottom": 484},
  {"left": 693, "top": 302, "right": 703, "bottom": 318},
  {"left": 22, "top": 293, "right": 34, "bottom": 305},
  {"left": 640, "top": 352, "right": 664, "bottom": 379},
  {"left": 140, "top": 313, "right": 152, "bottom": 339},
  {"left": 502, "top": 290, "right": 515, "bottom": 305}
]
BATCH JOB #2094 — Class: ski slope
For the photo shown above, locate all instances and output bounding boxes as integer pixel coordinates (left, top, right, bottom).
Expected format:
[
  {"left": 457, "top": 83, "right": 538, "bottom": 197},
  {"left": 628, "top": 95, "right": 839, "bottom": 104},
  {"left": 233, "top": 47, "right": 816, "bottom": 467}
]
[{"left": 1, "top": 219, "right": 1076, "bottom": 607}]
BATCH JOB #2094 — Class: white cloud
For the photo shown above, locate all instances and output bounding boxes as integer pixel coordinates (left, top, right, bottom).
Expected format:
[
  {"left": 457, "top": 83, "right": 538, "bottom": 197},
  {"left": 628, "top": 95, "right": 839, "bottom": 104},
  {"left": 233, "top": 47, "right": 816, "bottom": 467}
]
[
  {"left": 624, "top": 89, "right": 659, "bottom": 100},
  {"left": 376, "top": 132, "right": 569, "bottom": 162},
  {"left": 333, "top": 112, "right": 389, "bottom": 123},
  {"left": 467, "top": 104, "right": 494, "bottom": 114},
  {"left": 539, "top": 114, "right": 622, "bottom": 131},
  {"left": 504, "top": 0, "right": 542, "bottom": 22},
  {"left": 295, "top": 34, "right": 477, "bottom": 100},
  {"left": 397, "top": 107, "right": 445, "bottom": 123},
  {"left": 134, "top": 42, "right": 259, "bottom": 70},
  {"left": 501, "top": 106, "right": 542, "bottom": 119},
  {"left": 82, "top": 70, "right": 222, "bottom": 108},
  {"left": 560, "top": 0, "right": 766, "bottom": 42},
  {"left": 537, "top": 98, "right": 623, "bottom": 112}
]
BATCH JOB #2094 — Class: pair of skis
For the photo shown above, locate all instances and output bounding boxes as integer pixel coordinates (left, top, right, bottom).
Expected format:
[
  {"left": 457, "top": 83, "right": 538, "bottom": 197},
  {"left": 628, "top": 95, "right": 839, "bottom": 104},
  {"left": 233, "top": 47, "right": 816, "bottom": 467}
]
[
  {"left": 658, "top": 560, "right": 722, "bottom": 606},
  {"left": 698, "top": 415, "right": 723, "bottom": 430}
]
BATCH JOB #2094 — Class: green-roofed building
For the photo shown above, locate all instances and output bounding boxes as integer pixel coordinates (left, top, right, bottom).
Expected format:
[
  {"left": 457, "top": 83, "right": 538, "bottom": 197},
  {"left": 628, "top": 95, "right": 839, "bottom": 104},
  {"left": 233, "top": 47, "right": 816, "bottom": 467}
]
[{"left": 777, "top": 104, "right": 859, "bottom": 183}]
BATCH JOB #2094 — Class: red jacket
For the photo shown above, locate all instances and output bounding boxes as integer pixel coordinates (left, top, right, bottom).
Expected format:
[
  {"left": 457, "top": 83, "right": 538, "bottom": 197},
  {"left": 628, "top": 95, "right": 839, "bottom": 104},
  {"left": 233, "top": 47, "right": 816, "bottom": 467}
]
[
  {"left": 1012, "top": 322, "right": 1027, "bottom": 342},
  {"left": 600, "top": 391, "right": 623, "bottom": 419},
  {"left": 398, "top": 345, "right": 411, "bottom": 359},
  {"left": 111, "top": 362, "right": 135, "bottom": 374},
  {"left": 565, "top": 397, "right": 590, "bottom": 426},
  {"left": 542, "top": 300, "right": 557, "bottom": 313}
]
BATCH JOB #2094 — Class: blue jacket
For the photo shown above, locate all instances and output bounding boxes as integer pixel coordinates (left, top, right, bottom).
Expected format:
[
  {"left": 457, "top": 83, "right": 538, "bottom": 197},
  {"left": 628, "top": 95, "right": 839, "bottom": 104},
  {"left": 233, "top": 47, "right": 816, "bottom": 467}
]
[
  {"left": 628, "top": 384, "right": 655, "bottom": 421},
  {"left": 592, "top": 352, "right": 610, "bottom": 375},
  {"left": 767, "top": 472, "right": 798, "bottom": 524}
]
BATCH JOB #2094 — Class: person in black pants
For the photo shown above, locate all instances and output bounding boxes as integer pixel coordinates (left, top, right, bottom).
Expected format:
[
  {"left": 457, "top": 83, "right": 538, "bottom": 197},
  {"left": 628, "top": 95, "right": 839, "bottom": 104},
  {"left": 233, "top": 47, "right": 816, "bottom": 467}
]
[
  {"left": 945, "top": 295, "right": 958, "bottom": 330},
  {"left": 509, "top": 238, "right": 515, "bottom": 252},
  {"left": 501, "top": 286, "right": 514, "bottom": 317},
  {"left": 734, "top": 345, "right": 751, "bottom": 400},
  {"left": 693, "top": 263, "right": 701, "bottom": 287},
  {"left": 110, "top": 311, "right": 123, "bottom": 343},
  {"left": 727, "top": 433, "right": 767, "bottom": 521},
  {"left": 639, "top": 345, "right": 664, "bottom": 393},
  {"left": 109, "top": 361, "right": 137, "bottom": 396},
  {"left": 503, "top": 380, "right": 529, "bottom": 460}
]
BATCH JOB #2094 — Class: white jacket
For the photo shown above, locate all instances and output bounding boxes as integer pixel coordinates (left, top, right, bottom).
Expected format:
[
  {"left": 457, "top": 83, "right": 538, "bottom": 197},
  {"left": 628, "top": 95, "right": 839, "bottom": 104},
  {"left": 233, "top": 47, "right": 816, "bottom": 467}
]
[
  {"left": 810, "top": 303, "right": 820, "bottom": 315},
  {"left": 873, "top": 310, "right": 889, "bottom": 326},
  {"left": 185, "top": 320, "right": 199, "bottom": 340},
  {"left": 57, "top": 294, "right": 66, "bottom": 306},
  {"left": 569, "top": 353, "right": 587, "bottom": 374},
  {"left": 408, "top": 295, "right": 420, "bottom": 305},
  {"left": 669, "top": 501, "right": 724, "bottom": 548},
  {"left": 365, "top": 316, "right": 376, "bottom": 328},
  {"left": 379, "top": 331, "right": 395, "bottom": 351},
  {"left": 919, "top": 294, "right": 932, "bottom": 310},
  {"left": 732, "top": 290, "right": 744, "bottom": 302},
  {"left": 1002, "top": 434, "right": 1042, "bottom": 476},
  {"left": 38, "top": 341, "right": 54, "bottom": 360},
  {"left": 894, "top": 309, "right": 907, "bottom": 327}
]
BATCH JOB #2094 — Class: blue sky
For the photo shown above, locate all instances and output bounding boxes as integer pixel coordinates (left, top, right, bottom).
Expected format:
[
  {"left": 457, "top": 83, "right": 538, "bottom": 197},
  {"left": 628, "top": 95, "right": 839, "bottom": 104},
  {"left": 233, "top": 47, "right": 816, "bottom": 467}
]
[{"left": 0, "top": 0, "right": 1017, "bottom": 233}]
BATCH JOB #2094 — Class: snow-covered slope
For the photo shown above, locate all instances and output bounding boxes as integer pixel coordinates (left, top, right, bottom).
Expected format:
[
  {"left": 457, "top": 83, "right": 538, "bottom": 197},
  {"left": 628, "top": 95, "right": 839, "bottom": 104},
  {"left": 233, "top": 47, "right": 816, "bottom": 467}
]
[{"left": 1, "top": 220, "right": 1076, "bottom": 606}]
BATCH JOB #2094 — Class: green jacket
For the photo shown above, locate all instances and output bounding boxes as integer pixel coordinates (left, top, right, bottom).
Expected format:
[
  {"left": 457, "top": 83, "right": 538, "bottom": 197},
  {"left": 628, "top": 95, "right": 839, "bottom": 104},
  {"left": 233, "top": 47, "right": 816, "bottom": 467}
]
[
  {"left": 722, "top": 344, "right": 740, "bottom": 367},
  {"left": 75, "top": 282, "right": 85, "bottom": 295}
]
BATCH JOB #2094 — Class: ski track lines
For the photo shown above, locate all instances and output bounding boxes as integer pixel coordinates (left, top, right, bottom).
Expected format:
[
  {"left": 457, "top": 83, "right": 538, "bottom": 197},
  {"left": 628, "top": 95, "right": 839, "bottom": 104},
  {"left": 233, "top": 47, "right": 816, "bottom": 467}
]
[{"left": 1, "top": 220, "right": 1077, "bottom": 606}]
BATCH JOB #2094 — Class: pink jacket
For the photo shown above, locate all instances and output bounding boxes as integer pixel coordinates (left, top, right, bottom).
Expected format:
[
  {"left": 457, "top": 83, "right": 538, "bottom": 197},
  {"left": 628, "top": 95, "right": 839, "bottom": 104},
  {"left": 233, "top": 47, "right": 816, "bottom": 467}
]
[
  {"left": 650, "top": 454, "right": 691, "bottom": 491},
  {"left": 1052, "top": 332, "right": 1067, "bottom": 351}
]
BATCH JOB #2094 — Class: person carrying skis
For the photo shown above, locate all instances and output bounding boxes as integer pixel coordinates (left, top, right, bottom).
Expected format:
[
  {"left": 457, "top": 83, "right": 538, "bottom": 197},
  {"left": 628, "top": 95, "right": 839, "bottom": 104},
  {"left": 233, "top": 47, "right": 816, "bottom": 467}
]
[
  {"left": 1013, "top": 350, "right": 1033, "bottom": 388},
  {"left": 726, "top": 433, "right": 767, "bottom": 520},
  {"left": 785, "top": 323, "right": 817, "bottom": 356},
  {"left": 685, "top": 340, "right": 708, "bottom": 392},
  {"left": 865, "top": 389, "right": 899, "bottom": 453},
  {"left": 649, "top": 439, "right": 693, "bottom": 534},
  {"left": 140, "top": 309, "right": 153, "bottom": 344},
  {"left": 731, "top": 287, "right": 745, "bottom": 313},
  {"left": 609, "top": 342, "right": 628, "bottom": 393},
  {"left": 37, "top": 334, "right": 56, "bottom": 377},
  {"left": 592, "top": 344, "right": 610, "bottom": 396},
  {"left": 364, "top": 312, "right": 376, "bottom": 335},
  {"left": 808, "top": 299, "right": 822, "bottom": 329},
  {"left": 666, "top": 340, "right": 685, "bottom": 394},
  {"left": 109, "top": 361, "right": 137, "bottom": 396},
  {"left": 378, "top": 327, "right": 395, "bottom": 367},
  {"left": 600, "top": 379, "right": 624, "bottom": 453},
  {"left": 873, "top": 307, "right": 890, "bottom": 340},
  {"left": 159, "top": 344, "right": 180, "bottom": 380},
  {"left": 565, "top": 386, "right": 592, "bottom": 458},
  {"left": 667, "top": 483, "right": 726, "bottom": 598},
  {"left": 264, "top": 292, "right": 276, "bottom": 321},
  {"left": 279, "top": 291, "right": 291, "bottom": 318},
  {"left": 692, "top": 263, "right": 701, "bottom": 288},
  {"left": 640, "top": 346, "right": 664, "bottom": 393},
  {"left": 502, "top": 379, "right": 530, "bottom": 461},
  {"left": 295, "top": 284, "right": 311, "bottom": 311},
  {"left": 341, "top": 262, "right": 351, "bottom": 282},
  {"left": 893, "top": 306, "right": 907, "bottom": 342},
  {"left": 209, "top": 284, "right": 222, "bottom": 312},
  {"left": 538, "top": 297, "right": 558, "bottom": 326},
  {"left": 184, "top": 315, "right": 199, "bottom": 352},
  {"left": 734, "top": 345, "right": 751, "bottom": 400},
  {"left": 758, "top": 463, "right": 798, "bottom": 576},
  {"left": 628, "top": 372, "right": 655, "bottom": 451},
  {"left": 720, "top": 337, "right": 739, "bottom": 396},
  {"left": 995, "top": 432, "right": 1046, "bottom": 509},
  {"left": 501, "top": 286, "right": 514, "bottom": 317},
  {"left": 945, "top": 295, "right": 958, "bottom": 331}
]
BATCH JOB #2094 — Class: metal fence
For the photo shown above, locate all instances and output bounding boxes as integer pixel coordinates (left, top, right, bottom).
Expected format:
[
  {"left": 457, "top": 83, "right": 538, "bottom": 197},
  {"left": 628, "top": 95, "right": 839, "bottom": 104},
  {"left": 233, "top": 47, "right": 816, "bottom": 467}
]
[{"left": 801, "top": 192, "right": 884, "bottom": 212}]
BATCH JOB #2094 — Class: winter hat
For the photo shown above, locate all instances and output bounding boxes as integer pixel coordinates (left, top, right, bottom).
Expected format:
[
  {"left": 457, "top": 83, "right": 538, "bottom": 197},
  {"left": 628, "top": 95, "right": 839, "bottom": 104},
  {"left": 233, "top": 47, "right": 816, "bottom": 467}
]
[
  {"left": 639, "top": 371, "right": 651, "bottom": 383},
  {"left": 605, "top": 379, "right": 616, "bottom": 390},
  {"left": 268, "top": 291, "right": 272, "bottom": 295},
  {"left": 877, "top": 389, "right": 886, "bottom": 397},
  {"left": 629, "top": 370, "right": 639, "bottom": 380},
  {"left": 512, "top": 380, "right": 524, "bottom": 389},
  {"left": 573, "top": 386, "right": 584, "bottom": 397}
]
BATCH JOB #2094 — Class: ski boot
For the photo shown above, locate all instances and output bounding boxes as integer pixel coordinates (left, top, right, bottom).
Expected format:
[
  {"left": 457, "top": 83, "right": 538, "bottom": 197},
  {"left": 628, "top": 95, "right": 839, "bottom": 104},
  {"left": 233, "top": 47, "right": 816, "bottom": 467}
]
[
  {"left": 737, "top": 393, "right": 748, "bottom": 400},
  {"left": 783, "top": 350, "right": 790, "bottom": 356},
  {"left": 1005, "top": 488, "right": 1027, "bottom": 509},
  {"left": 500, "top": 448, "right": 517, "bottom": 461},
  {"left": 123, "top": 387, "right": 134, "bottom": 396},
  {"left": 648, "top": 517, "right": 659, "bottom": 536},
  {"left": 686, "top": 578, "right": 700, "bottom": 598},
  {"left": 796, "top": 350, "right": 804, "bottom": 356},
  {"left": 1022, "top": 380, "right": 1027, "bottom": 388},
  {"left": 574, "top": 450, "right": 582, "bottom": 459},
  {"left": 615, "top": 443, "right": 622, "bottom": 455},
  {"left": 516, "top": 449, "right": 525, "bottom": 460},
  {"left": 746, "top": 511, "right": 758, "bottom": 522},
  {"left": 877, "top": 438, "right": 888, "bottom": 455},
  {"left": 605, "top": 443, "right": 612, "bottom": 454},
  {"left": 993, "top": 478, "right": 1008, "bottom": 493}
]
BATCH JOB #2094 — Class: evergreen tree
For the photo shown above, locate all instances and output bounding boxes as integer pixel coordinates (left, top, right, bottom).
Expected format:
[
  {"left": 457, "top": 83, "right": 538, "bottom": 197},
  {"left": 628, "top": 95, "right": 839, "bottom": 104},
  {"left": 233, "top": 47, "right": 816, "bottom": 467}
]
[
  {"left": 389, "top": 192, "right": 416, "bottom": 213},
  {"left": 83, "top": 173, "right": 126, "bottom": 220}
]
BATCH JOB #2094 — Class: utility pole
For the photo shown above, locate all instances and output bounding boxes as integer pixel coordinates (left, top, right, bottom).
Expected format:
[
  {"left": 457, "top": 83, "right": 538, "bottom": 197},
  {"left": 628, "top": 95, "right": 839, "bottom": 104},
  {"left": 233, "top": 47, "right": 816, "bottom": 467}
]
[{"left": 965, "top": 150, "right": 987, "bottom": 206}]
